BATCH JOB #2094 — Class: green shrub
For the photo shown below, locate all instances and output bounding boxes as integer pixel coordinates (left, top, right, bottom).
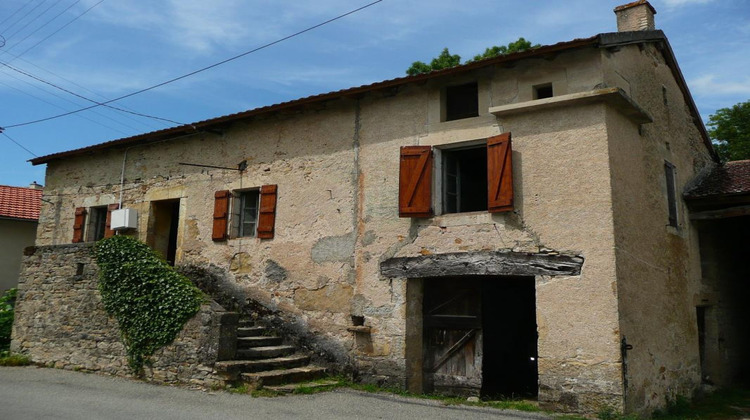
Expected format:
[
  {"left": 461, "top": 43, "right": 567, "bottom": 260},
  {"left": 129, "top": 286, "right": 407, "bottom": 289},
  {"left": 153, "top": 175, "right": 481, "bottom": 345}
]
[
  {"left": 94, "top": 236, "right": 203, "bottom": 372},
  {"left": 0, "top": 351, "right": 31, "bottom": 366},
  {"left": 0, "top": 288, "right": 18, "bottom": 352}
]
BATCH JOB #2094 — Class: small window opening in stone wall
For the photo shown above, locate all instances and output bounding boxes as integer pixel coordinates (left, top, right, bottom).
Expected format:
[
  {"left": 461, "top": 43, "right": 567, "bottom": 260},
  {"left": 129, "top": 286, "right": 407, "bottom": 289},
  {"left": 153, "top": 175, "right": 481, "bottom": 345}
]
[
  {"left": 87, "top": 206, "right": 108, "bottom": 242},
  {"left": 664, "top": 161, "right": 678, "bottom": 227},
  {"left": 442, "top": 146, "right": 487, "bottom": 214},
  {"left": 533, "top": 83, "right": 553, "bottom": 99},
  {"left": 232, "top": 189, "right": 260, "bottom": 237},
  {"left": 444, "top": 82, "right": 479, "bottom": 121},
  {"left": 76, "top": 263, "right": 85, "bottom": 276}
]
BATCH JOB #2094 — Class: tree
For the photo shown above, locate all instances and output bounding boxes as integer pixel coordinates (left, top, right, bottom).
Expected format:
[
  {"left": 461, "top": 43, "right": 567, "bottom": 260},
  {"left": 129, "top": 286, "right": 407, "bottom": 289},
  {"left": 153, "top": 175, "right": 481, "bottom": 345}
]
[
  {"left": 405, "top": 38, "right": 539, "bottom": 76},
  {"left": 406, "top": 48, "right": 461, "bottom": 76},
  {"left": 708, "top": 100, "right": 750, "bottom": 162},
  {"left": 467, "top": 37, "right": 540, "bottom": 63}
]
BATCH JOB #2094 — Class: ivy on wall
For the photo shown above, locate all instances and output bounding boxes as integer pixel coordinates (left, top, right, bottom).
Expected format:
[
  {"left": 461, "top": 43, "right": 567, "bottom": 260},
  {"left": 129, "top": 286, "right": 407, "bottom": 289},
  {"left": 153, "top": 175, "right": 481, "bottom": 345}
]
[{"left": 94, "top": 236, "right": 203, "bottom": 372}]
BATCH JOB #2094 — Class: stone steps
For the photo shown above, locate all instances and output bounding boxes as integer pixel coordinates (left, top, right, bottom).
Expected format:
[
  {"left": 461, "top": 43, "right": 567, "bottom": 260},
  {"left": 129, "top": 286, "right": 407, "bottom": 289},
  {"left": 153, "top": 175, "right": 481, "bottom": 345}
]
[
  {"left": 241, "top": 366, "right": 328, "bottom": 387},
  {"left": 236, "top": 345, "right": 295, "bottom": 359},
  {"left": 215, "top": 316, "right": 328, "bottom": 390},
  {"left": 237, "top": 336, "right": 283, "bottom": 348}
]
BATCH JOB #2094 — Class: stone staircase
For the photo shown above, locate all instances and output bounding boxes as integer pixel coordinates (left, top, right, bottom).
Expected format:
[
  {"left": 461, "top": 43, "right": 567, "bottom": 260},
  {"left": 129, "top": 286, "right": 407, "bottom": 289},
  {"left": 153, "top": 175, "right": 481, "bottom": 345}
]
[{"left": 215, "top": 317, "right": 327, "bottom": 389}]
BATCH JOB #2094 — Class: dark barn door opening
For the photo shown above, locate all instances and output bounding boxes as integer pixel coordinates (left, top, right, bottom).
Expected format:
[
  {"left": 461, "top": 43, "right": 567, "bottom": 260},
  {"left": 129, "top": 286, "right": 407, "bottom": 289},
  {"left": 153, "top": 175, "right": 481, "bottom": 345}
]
[
  {"left": 423, "top": 276, "right": 537, "bottom": 399},
  {"left": 148, "top": 199, "right": 180, "bottom": 266}
]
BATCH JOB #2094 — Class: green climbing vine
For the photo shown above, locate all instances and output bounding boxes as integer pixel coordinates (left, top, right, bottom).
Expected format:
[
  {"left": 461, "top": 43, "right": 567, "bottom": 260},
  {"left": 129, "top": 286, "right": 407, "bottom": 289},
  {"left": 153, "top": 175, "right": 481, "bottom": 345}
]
[{"left": 94, "top": 235, "right": 203, "bottom": 372}]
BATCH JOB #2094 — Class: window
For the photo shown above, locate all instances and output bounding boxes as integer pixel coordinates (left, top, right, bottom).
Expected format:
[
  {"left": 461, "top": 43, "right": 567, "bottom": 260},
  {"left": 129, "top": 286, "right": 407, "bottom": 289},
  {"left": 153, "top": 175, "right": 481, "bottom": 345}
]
[
  {"left": 665, "top": 161, "right": 678, "bottom": 227},
  {"left": 72, "top": 204, "right": 118, "bottom": 243},
  {"left": 87, "top": 206, "right": 108, "bottom": 241},
  {"left": 533, "top": 83, "right": 553, "bottom": 99},
  {"left": 399, "top": 133, "right": 513, "bottom": 218},
  {"left": 212, "top": 185, "right": 277, "bottom": 241},
  {"left": 235, "top": 190, "right": 260, "bottom": 237},
  {"left": 442, "top": 146, "right": 488, "bottom": 213},
  {"left": 444, "top": 82, "right": 478, "bottom": 121}
]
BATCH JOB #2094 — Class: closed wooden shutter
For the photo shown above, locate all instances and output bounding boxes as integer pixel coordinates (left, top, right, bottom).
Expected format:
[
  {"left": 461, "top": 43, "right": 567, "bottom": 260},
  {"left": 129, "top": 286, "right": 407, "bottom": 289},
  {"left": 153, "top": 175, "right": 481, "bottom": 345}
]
[
  {"left": 212, "top": 190, "right": 230, "bottom": 241},
  {"left": 104, "top": 203, "right": 120, "bottom": 238},
  {"left": 72, "top": 207, "right": 86, "bottom": 243},
  {"left": 257, "top": 184, "right": 278, "bottom": 239},
  {"left": 399, "top": 146, "right": 433, "bottom": 217},
  {"left": 487, "top": 132, "right": 514, "bottom": 213}
]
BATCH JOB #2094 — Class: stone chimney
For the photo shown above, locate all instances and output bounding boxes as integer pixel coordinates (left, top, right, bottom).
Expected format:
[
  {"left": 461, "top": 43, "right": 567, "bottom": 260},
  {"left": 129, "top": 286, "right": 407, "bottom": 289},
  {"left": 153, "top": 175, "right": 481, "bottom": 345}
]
[
  {"left": 614, "top": 0, "right": 656, "bottom": 31},
  {"left": 28, "top": 181, "right": 43, "bottom": 190}
]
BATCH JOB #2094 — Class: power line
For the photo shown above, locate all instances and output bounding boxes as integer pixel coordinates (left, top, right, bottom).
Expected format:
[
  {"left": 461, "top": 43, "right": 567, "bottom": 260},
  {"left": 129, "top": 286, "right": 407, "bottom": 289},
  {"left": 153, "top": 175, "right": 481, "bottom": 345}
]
[
  {"left": 1, "top": 131, "right": 38, "bottom": 157},
  {"left": 0, "top": 0, "right": 384, "bottom": 130},
  {"left": 1, "top": 60, "right": 185, "bottom": 125},
  {"left": 4, "top": 0, "right": 64, "bottom": 43},
  {"left": 0, "top": 0, "right": 47, "bottom": 36},
  {"left": 2, "top": 0, "right": 80, "bottom": 54},
  {"left": 11, "top": 0, "right": 104, "bottom": 60},
  {"left": 0, "top": 0, "right": 37, "bottom": 30}
]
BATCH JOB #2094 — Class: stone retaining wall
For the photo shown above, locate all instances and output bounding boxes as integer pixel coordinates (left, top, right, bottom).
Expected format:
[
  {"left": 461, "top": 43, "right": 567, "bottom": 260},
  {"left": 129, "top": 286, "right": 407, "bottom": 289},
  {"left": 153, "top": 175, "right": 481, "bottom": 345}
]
[{"left": 10, "top": 243, "right": 235, "bottom": 387}]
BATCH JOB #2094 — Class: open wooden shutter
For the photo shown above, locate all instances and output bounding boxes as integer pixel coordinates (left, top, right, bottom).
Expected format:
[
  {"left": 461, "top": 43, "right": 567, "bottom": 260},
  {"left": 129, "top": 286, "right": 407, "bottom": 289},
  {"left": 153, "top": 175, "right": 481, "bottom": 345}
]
[
  {"left": 212, "top": 190, "right": 230, "bottom": 241},
  {"left": 257, "top": 184, "right": 278, "bottom": 239},
  {"left": 399, "top": 146, "right": 433, "bottom": 217},
  {"left": 487, "top": 132, "right": 514, "bottom": 213},
  {"left": 104, "top": 203, "right": 120, "bottom": 238},
  {"left": 72, "top": 207, "right": 86, "bottom": 243}
]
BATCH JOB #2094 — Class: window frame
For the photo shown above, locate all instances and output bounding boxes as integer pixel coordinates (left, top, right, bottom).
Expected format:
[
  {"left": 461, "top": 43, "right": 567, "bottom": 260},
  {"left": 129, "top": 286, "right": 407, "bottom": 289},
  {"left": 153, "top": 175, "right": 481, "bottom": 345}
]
[
  {"left": 442, "top": 82, "right": 479, "bottom": 122},
  {"left": 231, "top": 189, "right": 261, "bottom": 238},
  {"left": 86, "top": 205, "right": 108, "bottom": 242}
]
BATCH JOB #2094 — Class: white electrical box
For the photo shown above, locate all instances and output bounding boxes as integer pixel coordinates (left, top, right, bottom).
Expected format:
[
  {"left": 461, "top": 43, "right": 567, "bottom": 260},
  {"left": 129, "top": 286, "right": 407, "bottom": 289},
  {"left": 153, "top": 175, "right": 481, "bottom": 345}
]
[{"left": 111, "top": 208, "right": 138, "bottom": 230}]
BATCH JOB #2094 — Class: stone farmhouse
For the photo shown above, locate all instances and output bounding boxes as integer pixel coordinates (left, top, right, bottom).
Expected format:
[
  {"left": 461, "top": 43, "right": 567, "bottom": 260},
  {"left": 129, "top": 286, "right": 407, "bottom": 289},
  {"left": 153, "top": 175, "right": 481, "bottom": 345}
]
[{"left": 12, "top": 1, "right": 750, "bottom": 415}]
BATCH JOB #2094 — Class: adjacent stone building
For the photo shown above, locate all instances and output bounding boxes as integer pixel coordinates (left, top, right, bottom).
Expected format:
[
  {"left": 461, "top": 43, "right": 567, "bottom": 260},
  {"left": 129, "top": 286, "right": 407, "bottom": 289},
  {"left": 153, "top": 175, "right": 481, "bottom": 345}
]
[
  {"left": 0, "top": 183, "right": 42, "bottom": 292},
  {"left": 12, "top": 1, "right": 749, "bottom": 415}
]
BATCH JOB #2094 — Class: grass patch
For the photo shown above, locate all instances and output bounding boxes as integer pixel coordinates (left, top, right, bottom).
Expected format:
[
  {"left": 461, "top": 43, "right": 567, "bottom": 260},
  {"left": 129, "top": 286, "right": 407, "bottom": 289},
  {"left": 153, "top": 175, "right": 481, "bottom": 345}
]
[
  {"left": 250, "top": 388, "right": 283, "bottom": 398},
  {"left": 652, "top": 388, "right": 750, "bottom": 420},
  {"left": 0, "top": 352, "right": 31, "bottom": 366}
]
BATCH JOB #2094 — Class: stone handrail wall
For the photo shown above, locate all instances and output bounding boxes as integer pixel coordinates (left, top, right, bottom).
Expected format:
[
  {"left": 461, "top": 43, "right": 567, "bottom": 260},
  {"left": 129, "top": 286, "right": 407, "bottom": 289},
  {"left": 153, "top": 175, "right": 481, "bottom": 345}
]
[{"left": 11, "top": 243, "right": 236, "bottom": 387}]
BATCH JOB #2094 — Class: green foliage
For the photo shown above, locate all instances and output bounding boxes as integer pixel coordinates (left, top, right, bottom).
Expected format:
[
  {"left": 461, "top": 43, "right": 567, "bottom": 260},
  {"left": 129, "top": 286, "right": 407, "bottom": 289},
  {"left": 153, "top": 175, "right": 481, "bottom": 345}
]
[
  {"left": 708, "top": 100, "right": 750, "bottom": 162},
  {"left": 406, "top": 47, "right": 461, "bottom": 76},
  {"left": 405, "top": 38, "right": 540, "bottom": 76},
  {"left": 467, "top": 37, "right": 540, "bottom": 63},
  {"left": 94, "top": 235, "right": 203, "bottom": 372},
  {"left": 0, "top": 288, "right": 18, "bottom": 351},
  {"left": 0, "top": 351, "right": 31, "bottom": 366}
]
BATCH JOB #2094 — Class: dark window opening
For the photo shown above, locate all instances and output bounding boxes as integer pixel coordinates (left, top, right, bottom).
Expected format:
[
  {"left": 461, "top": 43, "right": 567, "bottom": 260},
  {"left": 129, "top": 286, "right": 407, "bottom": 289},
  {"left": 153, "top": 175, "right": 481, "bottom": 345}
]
[
  {"left": 442, "top": 146, "right": 487, "bottom": 214},
  {"left": 88, "top": 206, "right": 107, "bottom": 241},
  {"left": 665, "top": 161, "right": 678, "bottom": 227},
  {"left": 533, "top": 83, "right": 553, "bottom": 99},
  {"left": 445, "top": 82, "right": 478, "bottom": 121},
  {"left": 237, "top": 190, "right": 260, "bottom": 237},
  {"left": 697, "top": 306, "right": 708, "bottom": 383}
]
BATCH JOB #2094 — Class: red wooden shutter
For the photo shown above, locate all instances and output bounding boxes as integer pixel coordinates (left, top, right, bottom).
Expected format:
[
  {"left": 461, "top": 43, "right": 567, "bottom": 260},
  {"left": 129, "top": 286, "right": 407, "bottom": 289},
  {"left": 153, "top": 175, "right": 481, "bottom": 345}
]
[
  {"left": 399, "top": 146, "right": 433, "bottom": 217},
  {"left": 104, "top": 203, "right": 120, "bottom": 238},
  {"left": 212, "top": 190, "right": 230, "bottom": 241},
  {"left": 487, "top": 132, "right": 514, "bottom": 213},
  {"left": 72, "top": 207, "right": 87, "bottom": 243},
  {"left": 257, "top": 184, "right": 278, "bottom": 239}
]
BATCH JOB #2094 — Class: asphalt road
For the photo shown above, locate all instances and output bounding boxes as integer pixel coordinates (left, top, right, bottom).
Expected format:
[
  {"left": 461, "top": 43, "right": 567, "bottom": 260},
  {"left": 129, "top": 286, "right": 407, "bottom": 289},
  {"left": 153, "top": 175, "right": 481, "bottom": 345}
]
[{"left": 0, "top": 367, "right": 552, "bottom": 420}]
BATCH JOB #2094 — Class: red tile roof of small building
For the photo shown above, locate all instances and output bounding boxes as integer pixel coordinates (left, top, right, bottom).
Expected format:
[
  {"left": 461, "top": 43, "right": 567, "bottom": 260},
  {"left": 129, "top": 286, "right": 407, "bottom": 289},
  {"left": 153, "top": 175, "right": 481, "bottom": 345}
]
[
  {"left": 0, "top": 185, "right": 42, "bottom": 221},
  {"left": 685, "top": 160, "right": 750, "bottom": 199}
]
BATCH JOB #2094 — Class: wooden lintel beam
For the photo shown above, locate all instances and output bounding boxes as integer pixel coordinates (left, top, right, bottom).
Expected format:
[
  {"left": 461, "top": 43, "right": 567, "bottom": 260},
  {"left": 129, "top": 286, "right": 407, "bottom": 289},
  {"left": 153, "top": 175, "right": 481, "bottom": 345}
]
[
  {"left": 689, "top": 205, "right": 750, "bottom": 221},
  {"left": 380, "top": 250, "right": 583, "bottom": 278}
]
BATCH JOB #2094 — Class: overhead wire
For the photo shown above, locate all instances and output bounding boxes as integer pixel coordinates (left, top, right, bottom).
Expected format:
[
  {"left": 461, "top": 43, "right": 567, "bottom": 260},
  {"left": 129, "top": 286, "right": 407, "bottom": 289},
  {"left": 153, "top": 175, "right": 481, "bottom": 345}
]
[
  {"left": 0, "top": 0, "right": 38, "bottom": 30},
  {"left": 3, "top": 0, "right": 64, "bottom": 43},
  {"left": 0, "top": 0, "right": 47, "bottom": 36},
  {"left": 1, "top": 131, "right": 38, "bottom": 157},
  {"left": 1, "top": 0, "right": 81, "bottom": 54},
  {"left": 0, "top": 0, "right": 384, "bottom": 130}
]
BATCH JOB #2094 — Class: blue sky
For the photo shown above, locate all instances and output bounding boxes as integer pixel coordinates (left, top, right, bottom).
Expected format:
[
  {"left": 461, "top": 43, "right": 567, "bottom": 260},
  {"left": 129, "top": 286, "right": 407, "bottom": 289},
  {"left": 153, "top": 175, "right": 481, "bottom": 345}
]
[{"left": 0, "top": 0, "right": 748, "bottom": 187}]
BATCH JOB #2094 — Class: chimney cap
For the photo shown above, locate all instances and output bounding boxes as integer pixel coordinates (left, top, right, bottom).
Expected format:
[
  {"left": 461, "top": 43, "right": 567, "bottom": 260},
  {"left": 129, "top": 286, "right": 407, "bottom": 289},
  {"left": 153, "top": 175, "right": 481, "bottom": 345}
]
[
  {"left": 614, "top": 0, "right": 657, "bottom": 15},
  {"left": 28, "top": 181, "right": 43, "bottom": 190}
]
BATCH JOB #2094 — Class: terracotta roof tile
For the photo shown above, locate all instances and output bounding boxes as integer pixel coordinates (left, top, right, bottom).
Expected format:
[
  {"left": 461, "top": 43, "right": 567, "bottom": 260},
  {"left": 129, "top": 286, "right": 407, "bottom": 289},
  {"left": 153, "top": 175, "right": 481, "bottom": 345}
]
[
  {"left": 0, "top": 185, "right": 42, "bottom": 220},
  {"left": 685, "top": 160, "right": 750, "bottom": 199}
]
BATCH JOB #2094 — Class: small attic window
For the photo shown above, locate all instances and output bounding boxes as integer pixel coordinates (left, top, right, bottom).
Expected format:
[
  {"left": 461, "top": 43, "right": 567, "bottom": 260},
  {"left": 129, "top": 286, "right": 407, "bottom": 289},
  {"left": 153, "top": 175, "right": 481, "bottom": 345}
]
[
  {"left": 533, "top": 83, "right": 553, "bottom": 99},
  {"left": 444, "top": 82, "right": 478, "bottom": 121}
]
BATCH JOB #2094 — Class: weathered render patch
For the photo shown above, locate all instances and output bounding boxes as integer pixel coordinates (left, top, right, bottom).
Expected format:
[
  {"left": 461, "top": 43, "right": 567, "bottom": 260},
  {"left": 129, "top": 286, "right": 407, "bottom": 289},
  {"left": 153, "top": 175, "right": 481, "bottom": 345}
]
[
  {"left": 264, "top": 259, "right": 288, "bottom": 282},
  {"left": 311, "top": 233, "right": 356, "bottom": 264}
]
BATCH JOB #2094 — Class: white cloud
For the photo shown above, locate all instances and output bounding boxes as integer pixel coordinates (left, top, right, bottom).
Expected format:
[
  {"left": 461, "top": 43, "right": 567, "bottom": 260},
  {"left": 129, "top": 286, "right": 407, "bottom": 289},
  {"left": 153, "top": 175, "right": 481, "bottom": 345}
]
[
  {"left": 660, "top": 0, "right": 714, "bottom": 7},
  {"left": 689, "top": 74, "right": 750, "bottom": 96}
]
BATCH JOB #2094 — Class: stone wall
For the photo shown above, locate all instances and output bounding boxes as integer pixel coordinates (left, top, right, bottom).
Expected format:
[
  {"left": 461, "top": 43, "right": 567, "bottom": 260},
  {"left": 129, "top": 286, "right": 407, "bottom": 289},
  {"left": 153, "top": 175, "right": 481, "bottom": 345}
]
[{"left": 11, "top": 243, "right": 233, "bottom": 388}]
